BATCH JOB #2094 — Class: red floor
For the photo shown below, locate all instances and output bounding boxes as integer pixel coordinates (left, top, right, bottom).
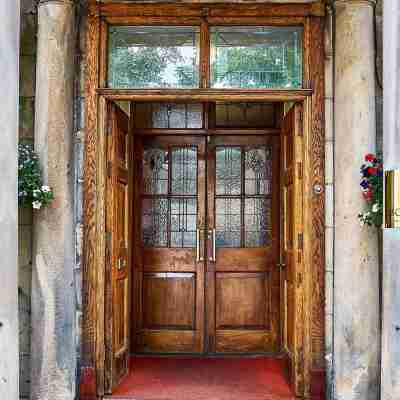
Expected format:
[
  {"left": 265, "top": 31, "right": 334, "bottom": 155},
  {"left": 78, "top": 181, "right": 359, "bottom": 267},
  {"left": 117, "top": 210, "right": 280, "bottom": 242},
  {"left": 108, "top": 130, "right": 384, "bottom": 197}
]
[{"left": 108, "top": 356, "right": 295, "bottom": 400}]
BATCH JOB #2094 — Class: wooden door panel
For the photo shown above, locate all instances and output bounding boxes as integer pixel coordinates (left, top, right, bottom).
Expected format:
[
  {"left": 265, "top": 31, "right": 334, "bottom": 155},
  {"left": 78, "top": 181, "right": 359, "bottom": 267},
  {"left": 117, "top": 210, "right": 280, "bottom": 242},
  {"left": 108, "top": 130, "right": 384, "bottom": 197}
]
[
  {"left": 281, "top": 103, "right": 304, "bottom": 396},
  {"left": 216, "top": 272, "right": 270, "bottom": 329},
  {"left": 134, "top": 136, "right": 206, "bottom": 354},
  {"left": 207, "top": 135, "right": 281, "bottom": 354},
  {"left": 143, "top": 273, "right": 195, "bottom": 329},
  {"left": 105, "top": 103, "right": 132, "bottom": 393}
]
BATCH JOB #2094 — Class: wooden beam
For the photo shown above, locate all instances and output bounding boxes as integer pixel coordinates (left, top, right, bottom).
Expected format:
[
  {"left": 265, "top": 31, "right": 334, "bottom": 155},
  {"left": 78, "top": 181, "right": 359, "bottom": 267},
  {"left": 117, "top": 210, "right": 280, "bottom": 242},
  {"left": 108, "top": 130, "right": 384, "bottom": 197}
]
[
  {"left": 99, "top": 2, "right": 325, "bottom": 18},
  {"left": 97, "top": 88, "right": 313, "bottom": 102}
]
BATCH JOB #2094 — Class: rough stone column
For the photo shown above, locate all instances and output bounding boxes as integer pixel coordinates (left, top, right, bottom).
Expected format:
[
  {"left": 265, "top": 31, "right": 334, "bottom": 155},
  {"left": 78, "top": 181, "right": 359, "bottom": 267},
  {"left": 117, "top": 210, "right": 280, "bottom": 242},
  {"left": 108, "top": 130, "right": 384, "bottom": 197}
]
[
  {"left": 0, "top": 1, "right": 20, "bottom": 399},
  {"left": 333, "top": 1, "right": 380, "bottom": 399},
  {"left": 31, "top": 1, "right": 76, "bottom": 399},
  {"left": 381, "top": 0, "right": 400, "bottom": 398}
]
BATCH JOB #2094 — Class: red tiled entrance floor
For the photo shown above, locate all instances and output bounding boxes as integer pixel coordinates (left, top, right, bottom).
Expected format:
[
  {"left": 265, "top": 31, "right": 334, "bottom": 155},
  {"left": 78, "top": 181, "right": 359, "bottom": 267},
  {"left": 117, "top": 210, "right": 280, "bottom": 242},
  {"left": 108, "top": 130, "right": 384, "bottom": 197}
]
[{"left": 107, "top": 356, "right": 295, "bottom": 400}]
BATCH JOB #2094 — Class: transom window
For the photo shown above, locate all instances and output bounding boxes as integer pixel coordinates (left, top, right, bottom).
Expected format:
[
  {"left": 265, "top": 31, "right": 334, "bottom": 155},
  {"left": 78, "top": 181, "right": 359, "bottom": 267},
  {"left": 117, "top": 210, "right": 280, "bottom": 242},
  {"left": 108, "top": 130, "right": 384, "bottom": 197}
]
[{"left": 107, "top": 25, "right": 303, "bottom": 89}]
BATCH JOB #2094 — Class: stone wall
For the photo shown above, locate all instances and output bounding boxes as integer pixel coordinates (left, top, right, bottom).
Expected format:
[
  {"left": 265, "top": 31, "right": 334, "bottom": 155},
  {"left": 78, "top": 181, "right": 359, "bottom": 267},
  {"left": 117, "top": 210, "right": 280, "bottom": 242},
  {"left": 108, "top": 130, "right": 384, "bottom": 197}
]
[{"left": 18, "top": 0, "right": 37, "bottom": 397}]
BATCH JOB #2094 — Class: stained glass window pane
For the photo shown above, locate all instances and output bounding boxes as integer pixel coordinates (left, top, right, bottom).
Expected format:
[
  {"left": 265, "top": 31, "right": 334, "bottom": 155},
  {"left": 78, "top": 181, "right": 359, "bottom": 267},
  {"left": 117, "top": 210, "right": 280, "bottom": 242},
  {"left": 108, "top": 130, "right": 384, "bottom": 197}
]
[
  {"left": 143, "top": 148, "right": 168, "bottom": 194},
  {"left": 245, "top": 147, "right": 272, "bottom": 195},
  {"left": 244, "top": 198, "right": 271, "bottom": 247},
  {"left": 171, "top": 147, "right": 197, "bottom": 195},
  {"left": 142, "top": 198, "right": 168, "bottom": 247},
  {"left": 216, "top": 147, "right": 242, "bottom": 195},
  {"left": 171, "top": 198, "right": 197, "bottom": 248},
  {"left": 210, "top": 26, "right": 303, "bottom": 89},
  {"left": 216, "top": 198, "right": 241, "bottom": 247},
  {"left": 108, "top": 26, "right": 200, "bottom": 88}
]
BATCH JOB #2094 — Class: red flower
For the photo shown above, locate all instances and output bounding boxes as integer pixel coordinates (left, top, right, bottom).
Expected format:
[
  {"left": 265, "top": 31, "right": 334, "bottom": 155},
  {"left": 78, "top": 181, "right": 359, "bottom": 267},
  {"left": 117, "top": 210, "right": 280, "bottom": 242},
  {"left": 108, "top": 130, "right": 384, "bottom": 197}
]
[
  {"left": 367, "top": 167, "right": 378, "bottom": 175},
  {"left": 363, "top": 189, "right": 373, "bottom": 200},
  {"left": 365, "top": 153, "right": 375, "bottom": 162}
]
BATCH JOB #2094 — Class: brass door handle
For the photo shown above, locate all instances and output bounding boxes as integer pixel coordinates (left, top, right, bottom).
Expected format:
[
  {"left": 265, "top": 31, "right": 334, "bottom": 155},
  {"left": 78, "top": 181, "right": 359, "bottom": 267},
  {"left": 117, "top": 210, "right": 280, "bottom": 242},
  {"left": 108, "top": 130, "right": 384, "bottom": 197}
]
[
  {"left": 208, "top": 228, "right": 216, "bottom": 262},
  {"left": 196, "top": 229, "right": 204, "bottom": 262},
  {"left": 117, "top": 258, "right": 127, "bottom": 270}
]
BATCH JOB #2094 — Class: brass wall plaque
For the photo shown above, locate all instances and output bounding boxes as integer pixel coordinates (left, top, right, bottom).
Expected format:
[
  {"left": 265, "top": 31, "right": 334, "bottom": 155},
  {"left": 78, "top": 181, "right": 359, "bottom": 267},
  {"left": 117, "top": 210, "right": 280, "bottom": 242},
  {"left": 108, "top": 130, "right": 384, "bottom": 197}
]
[{"left": 385, "top": 170, "right": 400, "bottom": 228}]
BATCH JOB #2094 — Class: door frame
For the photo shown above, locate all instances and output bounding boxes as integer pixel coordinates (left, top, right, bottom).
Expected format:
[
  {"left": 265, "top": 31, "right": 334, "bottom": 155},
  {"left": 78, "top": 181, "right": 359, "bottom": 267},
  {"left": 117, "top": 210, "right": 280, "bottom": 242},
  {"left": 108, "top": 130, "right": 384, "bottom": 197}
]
[{"left": 81, "top": 2, "right": 325, "bottom": 399}]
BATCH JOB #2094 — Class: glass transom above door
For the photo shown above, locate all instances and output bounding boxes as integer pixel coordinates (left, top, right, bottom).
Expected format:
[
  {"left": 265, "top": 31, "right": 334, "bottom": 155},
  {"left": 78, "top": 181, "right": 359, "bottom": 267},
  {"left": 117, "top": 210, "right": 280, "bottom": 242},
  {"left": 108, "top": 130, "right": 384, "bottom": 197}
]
[{"left": 107, "top": 25, "right": 303, "bottom": 89}]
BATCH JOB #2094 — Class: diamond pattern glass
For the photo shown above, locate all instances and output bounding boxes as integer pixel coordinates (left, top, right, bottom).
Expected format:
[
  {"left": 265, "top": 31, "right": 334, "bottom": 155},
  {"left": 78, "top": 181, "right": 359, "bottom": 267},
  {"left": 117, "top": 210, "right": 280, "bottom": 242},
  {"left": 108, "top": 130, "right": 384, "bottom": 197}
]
[{"left": 216, "top": 147, "right": 242, "bottom": 195}]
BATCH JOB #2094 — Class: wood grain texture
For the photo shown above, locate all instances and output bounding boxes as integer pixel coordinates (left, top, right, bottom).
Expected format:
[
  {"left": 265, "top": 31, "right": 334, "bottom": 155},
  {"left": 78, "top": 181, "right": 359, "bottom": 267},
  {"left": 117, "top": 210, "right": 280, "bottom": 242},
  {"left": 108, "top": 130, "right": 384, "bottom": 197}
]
[
  {"left": 81, "top": 8, "right": 100, "bottom": 398},
  {"left": 309, "top": 17, "right": 325, "bottom": 373},
  {"left": 99, "top": 2, "right": 325, "bottom": 18}
]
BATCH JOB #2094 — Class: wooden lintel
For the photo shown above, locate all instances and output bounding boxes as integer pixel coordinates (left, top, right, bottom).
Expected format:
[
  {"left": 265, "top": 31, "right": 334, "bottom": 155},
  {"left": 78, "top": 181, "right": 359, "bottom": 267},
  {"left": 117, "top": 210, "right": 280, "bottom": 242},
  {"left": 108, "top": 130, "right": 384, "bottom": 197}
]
[
  {"left": 97, "top": 88, "right": 313, "bottom": 102},
  {"left": 98, "top": 2, "right": 326, "bottom": 18}
]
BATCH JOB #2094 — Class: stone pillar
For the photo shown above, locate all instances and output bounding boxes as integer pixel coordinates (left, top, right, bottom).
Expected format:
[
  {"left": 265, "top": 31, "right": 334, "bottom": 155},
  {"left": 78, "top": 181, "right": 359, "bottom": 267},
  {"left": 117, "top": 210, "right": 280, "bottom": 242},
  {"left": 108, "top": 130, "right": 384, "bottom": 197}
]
[
  {"left": 333, "top": 1, "right": 380, "bottom": 399},
  {"left": 0, "top": 1, "right": 20, "bottom": 399},
  {"left": 381, "top": 1, "right": 400, "bottom": 398},
  {"left": 31, "top": 1, "right": 76, "bottom": 399}
]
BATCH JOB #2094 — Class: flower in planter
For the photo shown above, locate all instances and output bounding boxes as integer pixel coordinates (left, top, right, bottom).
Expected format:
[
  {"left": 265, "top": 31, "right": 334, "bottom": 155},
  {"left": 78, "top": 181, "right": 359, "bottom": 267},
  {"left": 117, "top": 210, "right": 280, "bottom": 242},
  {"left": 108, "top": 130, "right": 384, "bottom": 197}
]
[
  {"left": 358, "top": 153, "right": 383, "bottom": 228},
  {"left": 18, "top": 143, "right": 54, "bottom": 209}
]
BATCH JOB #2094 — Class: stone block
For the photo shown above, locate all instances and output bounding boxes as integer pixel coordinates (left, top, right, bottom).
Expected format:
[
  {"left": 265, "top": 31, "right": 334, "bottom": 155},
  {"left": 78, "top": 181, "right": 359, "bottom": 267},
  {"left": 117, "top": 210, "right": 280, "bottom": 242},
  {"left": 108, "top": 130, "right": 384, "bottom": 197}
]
[
  {"left": 19, "top": 55, "right": 36, "bottom": 97},
  {"left": 325, "top": 140, "right": 334, "bottom": 185},
  {"left": 325, "top": 226, "right": 334, "bottom": 272},
  {"left": 20, "top": 12, "right": 37, "bottom": 56},
  {"left": 18, "top": 225, "right": 32, "bottom": 267},
  {"left": 325, "top": 183, "right": 334, "bottom": 228},
  {"left": 19, "top": 96, "right": 35, "bottom": 138}
]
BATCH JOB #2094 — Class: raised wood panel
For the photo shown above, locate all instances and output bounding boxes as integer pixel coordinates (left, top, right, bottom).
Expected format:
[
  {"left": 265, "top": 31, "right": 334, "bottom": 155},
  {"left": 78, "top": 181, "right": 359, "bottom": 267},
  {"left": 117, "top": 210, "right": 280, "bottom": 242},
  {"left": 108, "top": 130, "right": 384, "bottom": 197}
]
[
  {"left": 143, "top": 273, "right": 196, "bottom": 329},
  {"left": 215, "top": 248, "right": 273, "bottom": 272},
  {"left": 215, "top": 330, "right": 275, "bottom": 353},
  {"left": 216, "top": 272, "right": 270, "bottom": 329},
  {"left": 136, "top": 330, "right": 196, "bottom": 353},
  {"left": 142, "top": 248, "right": 196, "bottom": 272},
  {"left": 114, "top": 278, "right": 129, "bottom": 355}
]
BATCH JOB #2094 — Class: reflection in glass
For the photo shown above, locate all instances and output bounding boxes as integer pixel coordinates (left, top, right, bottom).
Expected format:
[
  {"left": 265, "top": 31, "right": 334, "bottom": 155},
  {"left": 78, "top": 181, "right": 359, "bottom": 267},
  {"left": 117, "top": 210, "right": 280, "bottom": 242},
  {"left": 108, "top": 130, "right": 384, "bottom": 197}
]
[
  {"left": 245, "top": 147, "right": 272, "bottom": 195},
  {"left": 108, "top": 26, "right": 200, "bottom": 88},
  {"left": 143, "top": 148, "right": 168, "bottom": 194},
  {"left": 245, "top": 198, "right": 271, "bottom": 247},
  {"left": 216, "top": 198, "right": 241, "bottom": 247},
  {"left": 216, "top": 147, "right": 242, "bottom": 195},
  {"left": 171, "top": 198, "right": 197, "bottom": 247},
  {"left": 135, "top": 103, "right": 203, "bottom": 129},
  {"left": 171, "top": 147, "right": 197, "bottom": 195},
  {"left": 210, "top": 26, "right": 303, "bottom": 89},
  {"left": 142, "top": 198, "right": 168, "bottom": 247}
]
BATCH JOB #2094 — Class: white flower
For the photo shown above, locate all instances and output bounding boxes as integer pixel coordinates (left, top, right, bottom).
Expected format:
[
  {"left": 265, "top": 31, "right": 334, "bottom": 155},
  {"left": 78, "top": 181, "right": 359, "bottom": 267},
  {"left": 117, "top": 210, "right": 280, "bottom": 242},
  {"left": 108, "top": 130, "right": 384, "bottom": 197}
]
[
  {"left": 41, "top": 185, "right": 51, "bottom": 193},
  {"left": 32, "top": 201, "right": 42, "bottom": 210},
  {"left": 372, "top": 203, "right": 380, "bottom": 213}
]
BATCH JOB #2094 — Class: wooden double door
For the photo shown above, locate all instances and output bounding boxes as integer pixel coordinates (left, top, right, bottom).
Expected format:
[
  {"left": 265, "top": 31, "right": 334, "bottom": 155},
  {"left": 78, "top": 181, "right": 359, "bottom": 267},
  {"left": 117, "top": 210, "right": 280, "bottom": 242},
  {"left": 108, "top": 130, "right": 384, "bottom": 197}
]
[{"left": 132, "top": 133, "right": 281, "bottom": 354}]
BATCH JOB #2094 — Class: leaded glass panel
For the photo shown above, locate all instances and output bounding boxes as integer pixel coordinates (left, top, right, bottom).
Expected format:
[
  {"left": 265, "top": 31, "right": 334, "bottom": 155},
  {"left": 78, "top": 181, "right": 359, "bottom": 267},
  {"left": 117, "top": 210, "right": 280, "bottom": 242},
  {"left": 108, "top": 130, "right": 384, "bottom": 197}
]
[
  {"left": 216, "top": 147, "right": 242, "bottom": 195},
  {"left": 171, "top": 198, "right": 197, "bottom": 248},
  {"left": 245, "top": 198, "right": 271, "bottom": 247},
  {"left": 108, "top": 26, "right": 200, "bottom": 88},
  {"left": 142, "top": 198, "right": 168, "bottom": 247},
  {"left": 171, "top": 147, "right": 197, "bottom": 195},
  {"left": 245, "top": 147, "right": 272, "bottom": 195},
  {"left": 210, "top": 26, "right": 303, "bottom": 89},
  {"left": 143, "top": 148, "right": 168, "bottom": 194},
  {"left": 216, "top": 198, "right": 241, "bottom": 247}
]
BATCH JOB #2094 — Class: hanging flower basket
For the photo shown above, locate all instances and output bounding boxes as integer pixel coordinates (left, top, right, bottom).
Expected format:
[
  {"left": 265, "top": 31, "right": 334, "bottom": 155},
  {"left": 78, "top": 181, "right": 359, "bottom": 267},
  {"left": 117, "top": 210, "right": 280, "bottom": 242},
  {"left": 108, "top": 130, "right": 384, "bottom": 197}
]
[
  {"left": 18, "top": 143, "right": 54, "bottom": 210},
  {"left": 358, "top": 153, "right": 383, "bottom": 228}
]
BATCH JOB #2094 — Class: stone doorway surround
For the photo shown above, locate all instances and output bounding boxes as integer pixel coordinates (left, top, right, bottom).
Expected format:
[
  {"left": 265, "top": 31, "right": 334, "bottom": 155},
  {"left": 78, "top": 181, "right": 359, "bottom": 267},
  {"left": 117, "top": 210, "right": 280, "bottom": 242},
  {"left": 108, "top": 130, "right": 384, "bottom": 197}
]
[{"left": 23, "top": 1, "right": 382, "bottom": 400}]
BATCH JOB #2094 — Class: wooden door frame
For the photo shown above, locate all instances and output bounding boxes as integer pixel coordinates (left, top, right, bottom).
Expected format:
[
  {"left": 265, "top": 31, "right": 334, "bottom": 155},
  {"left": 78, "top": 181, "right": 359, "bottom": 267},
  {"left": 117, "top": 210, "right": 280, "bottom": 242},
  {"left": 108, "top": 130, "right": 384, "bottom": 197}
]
[{"left": 81, "top": 3, "right": 325, "bottom": 399}]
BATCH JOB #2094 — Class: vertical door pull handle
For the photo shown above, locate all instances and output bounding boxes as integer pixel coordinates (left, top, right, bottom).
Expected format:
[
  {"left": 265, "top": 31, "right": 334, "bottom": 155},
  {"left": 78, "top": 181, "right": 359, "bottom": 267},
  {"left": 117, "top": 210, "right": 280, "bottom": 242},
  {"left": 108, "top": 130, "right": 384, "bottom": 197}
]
[
  {"left": 196, "top": 229, "right": 204, "bottom": 262},
  {"left": 209, "top": 228, "right": 216, "bottom": 262}
]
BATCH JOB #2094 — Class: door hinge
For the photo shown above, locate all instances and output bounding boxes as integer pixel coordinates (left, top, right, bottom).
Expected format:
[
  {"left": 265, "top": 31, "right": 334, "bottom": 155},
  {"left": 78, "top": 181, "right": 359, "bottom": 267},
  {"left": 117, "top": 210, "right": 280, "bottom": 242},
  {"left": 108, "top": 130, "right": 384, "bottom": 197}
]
[
  {"left": 297, "top": 162, "right": 303, "bottom": 180},
  {"left": 298, "top": 233, "right": 303, "bottom": 250}
]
